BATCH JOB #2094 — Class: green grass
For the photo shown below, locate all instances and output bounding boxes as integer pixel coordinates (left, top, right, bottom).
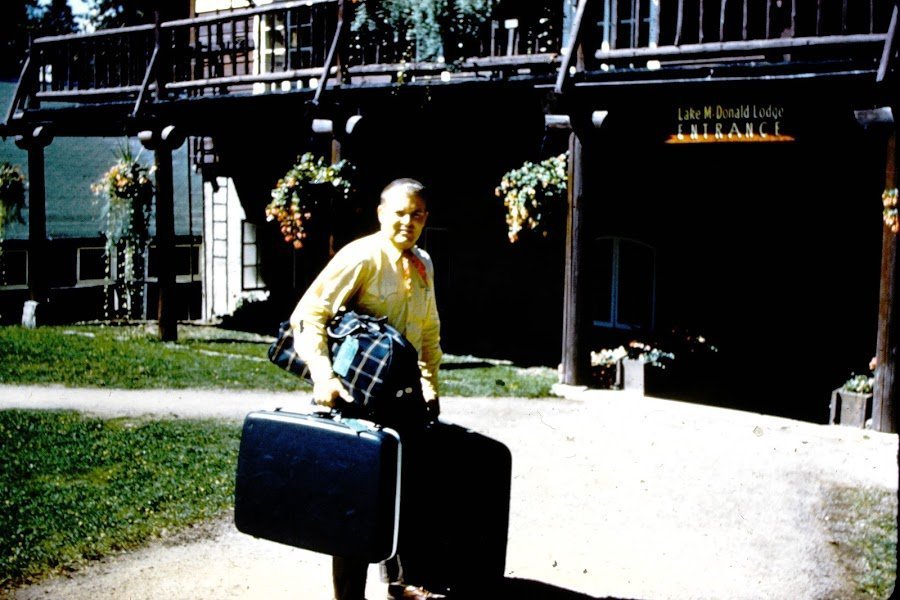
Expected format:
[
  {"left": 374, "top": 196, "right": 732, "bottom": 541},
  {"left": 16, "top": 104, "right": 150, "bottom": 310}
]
[
  {"left": 0, "top": 324, "right": 558, "bottom": 397},
  {"left": 822, "top": 484, "right": 897, "bottom": 599},
  {"left": 0, "top": 409, "right": 240, "bottom": 589}
]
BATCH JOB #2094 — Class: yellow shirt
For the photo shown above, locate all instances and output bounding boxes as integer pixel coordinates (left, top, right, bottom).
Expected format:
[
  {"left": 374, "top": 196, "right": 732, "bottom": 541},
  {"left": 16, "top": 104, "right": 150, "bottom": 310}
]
[{"left": 289, "top": 232, "right": 442, "bottom": 400}]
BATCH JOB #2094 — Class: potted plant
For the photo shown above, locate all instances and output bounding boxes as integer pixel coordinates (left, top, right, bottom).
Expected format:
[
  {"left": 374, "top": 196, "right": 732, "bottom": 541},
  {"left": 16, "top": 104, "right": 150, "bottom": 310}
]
[
  {"left": 494, "top": 152, "right": 568, "bottom": 243},
  {"left": 265, "top": 152, "right": 355, "bottom": 249},
  {"left": 91, "top": 147, "right": 155, "bottom": 318},
  {"left": 830, "top": 366, "right": 875, "bottom": 428},
  {"left": 0, "top": 161, "right": 26, "bottom": 260}
]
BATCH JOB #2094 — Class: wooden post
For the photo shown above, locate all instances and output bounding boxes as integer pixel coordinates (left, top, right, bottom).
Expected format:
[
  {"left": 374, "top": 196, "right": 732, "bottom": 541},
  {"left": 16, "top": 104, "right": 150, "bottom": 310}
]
[
  {"left": 875, "top": 127, "right": 898, "bottom": 433},
  {"left": 561, "top": 127, "right": 588, "bottom": 385},
  {"left": 14, "top": 126, "right": 53, "bottom": 317},
  {"left": 140, "top": 125, "right": 184, "bottom": 342},
  {"left": 559, "top": 111, "right": 607, "bottom": 386},
  {"left": 853, "top": 106, "right": 897, "bottom": 433}
]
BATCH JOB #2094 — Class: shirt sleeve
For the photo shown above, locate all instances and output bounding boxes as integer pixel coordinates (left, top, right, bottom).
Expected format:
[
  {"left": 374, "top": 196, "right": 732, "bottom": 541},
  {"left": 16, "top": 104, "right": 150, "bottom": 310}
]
[
  {"left": 418, "top": 259, "right": 443, "bottom": 400},
  {"left": 289, "top": 248, "right": 367, "bottom": 384}
]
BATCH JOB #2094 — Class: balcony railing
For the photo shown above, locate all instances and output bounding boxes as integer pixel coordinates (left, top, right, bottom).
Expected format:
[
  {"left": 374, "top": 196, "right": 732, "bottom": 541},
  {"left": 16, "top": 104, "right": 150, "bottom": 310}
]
[{"left": 5, "top": 0, "right": 898, "bottom": 125}]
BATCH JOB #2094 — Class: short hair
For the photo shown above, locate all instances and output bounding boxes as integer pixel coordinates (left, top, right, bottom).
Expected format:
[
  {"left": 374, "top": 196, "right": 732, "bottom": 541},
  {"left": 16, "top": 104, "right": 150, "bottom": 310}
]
[{"left": 380, "top": 178, "right": 428, "bottom": 206}]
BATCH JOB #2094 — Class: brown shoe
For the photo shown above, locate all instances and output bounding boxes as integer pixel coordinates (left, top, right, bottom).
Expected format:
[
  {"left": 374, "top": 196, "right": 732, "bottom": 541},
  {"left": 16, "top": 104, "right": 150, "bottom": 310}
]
[{"left": 387, "top": 583, "right": 448, "bottom": 600}]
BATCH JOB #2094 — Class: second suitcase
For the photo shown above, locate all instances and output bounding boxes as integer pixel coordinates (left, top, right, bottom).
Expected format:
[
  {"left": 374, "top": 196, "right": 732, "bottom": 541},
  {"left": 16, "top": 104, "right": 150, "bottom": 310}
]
[
  {"left": 234, "top": 410, "right": 402, "bottom": 563},
  {"left": 397, "top": 421, "right": 512, "bottom": 596}
]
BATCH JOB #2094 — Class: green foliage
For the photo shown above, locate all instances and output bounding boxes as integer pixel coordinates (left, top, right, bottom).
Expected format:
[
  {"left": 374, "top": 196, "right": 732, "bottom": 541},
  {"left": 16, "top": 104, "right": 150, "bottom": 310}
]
[
  {"left": 842, "top": 374, "right": 875, "bottom": 394},
  {"left": 0, "top": 409, "right": 240, "bottom": 588},
  {"left": 495, "top": 153, "right": 568, "bottom": 243},
  {"left": 33, "top": 0, "right": 78, "bottom": 36},
  {"left": 0, "top": 162, "right": 26, "bottom": 244},
  {"left": 265, "top": 153, "right": 355, "bottom": 249},
  {"left": 351, "top": 0, "right": 492, "bottom": 62}
]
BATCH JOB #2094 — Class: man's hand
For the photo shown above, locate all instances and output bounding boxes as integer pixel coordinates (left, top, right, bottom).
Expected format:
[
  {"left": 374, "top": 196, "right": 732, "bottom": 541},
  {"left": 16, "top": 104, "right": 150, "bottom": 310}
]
[
  {"left": 312, "top": 377, "right": 352, "bottom": 407},
  {"left": 425, "top": 397, "right": 440, "bottom": 420}
]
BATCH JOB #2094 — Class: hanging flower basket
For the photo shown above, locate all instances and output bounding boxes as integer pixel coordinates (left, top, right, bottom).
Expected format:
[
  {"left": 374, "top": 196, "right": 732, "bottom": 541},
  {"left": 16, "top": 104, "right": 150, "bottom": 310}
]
[
  {"left": 265, "top": 152, "right": 355, "bottom": 249},
  {"left": 0, "top": 161, "right": 26, "bottom": 246},
  {"left": 91, "top": 148, "right": 155, "bottom": 318},
  {"left": 882, "top": 187, "right": 898, "bottom": 233},
  {"left": 494, "top": 152, "right": 568, "bottom": 243}
]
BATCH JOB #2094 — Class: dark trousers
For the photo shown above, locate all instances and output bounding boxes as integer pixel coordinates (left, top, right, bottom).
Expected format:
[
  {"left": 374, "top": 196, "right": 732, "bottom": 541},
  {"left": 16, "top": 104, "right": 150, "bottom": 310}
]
[{"left": 332, "top": 556, "right": 368, "bottom": 600}]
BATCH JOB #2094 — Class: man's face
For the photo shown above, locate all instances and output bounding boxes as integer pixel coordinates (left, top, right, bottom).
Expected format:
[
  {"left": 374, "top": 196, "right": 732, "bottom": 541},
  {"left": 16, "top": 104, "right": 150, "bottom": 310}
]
[{"left": 378, "top": 189, "right": 428, "bottom": 250}]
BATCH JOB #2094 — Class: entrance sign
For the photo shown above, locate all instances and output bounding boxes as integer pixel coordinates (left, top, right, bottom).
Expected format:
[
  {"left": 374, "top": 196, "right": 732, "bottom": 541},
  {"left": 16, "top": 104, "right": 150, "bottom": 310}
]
[{"left": 667, "top": 103, "right": 794, "bottom": 143}]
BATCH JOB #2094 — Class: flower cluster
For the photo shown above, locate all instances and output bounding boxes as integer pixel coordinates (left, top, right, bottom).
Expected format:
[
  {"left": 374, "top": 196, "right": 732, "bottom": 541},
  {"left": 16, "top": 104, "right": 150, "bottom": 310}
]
[
  {"left": 841, "top": 356, "right": 876, "bottom": 394},
  {"left": 265, "top": 153, "right": 354, "bottom": 249},
  {"left": 590, "top": 345, "right": 628, "bottom": 367},
  {"left": 883, "top": 188, "right": 898, "bottom": 233},
  {"left": 842, "top": 374, "right": 874, "bottom": 394},
  {"left": 495, "top": 152, "right": 568, "bottom": 243},
  {"left": 626, "top": 341, "right": 675, "bottom": 368},
  {"left": 91, "top": 153, "right": 154, "bottom": 247},
  {"left": 91, "top": 149, "right": 155, "bottom": 319}
]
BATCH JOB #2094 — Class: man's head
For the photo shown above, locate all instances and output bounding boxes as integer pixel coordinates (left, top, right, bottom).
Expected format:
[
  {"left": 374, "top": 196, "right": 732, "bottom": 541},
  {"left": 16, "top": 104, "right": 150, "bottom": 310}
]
[{"left": 377, "top": 178, "right": 429, "bottom": 251}]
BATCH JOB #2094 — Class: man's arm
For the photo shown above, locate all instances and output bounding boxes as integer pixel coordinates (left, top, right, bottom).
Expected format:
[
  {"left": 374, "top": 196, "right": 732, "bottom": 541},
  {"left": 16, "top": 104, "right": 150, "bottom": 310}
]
[
  {"left": 289, "top": 253, "right": 367, "bottom": 406},
  {"left": 419, "top": 261, "right": 443, "bottom": 414}
]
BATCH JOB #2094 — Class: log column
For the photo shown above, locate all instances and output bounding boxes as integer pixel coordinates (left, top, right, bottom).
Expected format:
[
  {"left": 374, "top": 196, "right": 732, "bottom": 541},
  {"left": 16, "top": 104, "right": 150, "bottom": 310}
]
[
  {"left": 140, "top": 125, "right": 184, "bottom": 342},
  {"left": 855, "top": 106, "right": 898, "bottom": 433},
  {"left": 14, "top": 126, "right": 53, "bottom": 322},
  {"left": 559, "top": 110, "right": 608, "bottom": 386}
]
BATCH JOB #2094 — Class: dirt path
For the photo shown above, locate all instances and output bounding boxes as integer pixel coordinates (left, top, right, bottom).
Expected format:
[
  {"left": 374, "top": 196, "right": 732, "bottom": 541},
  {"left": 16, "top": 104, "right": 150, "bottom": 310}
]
[{"left": 1, "top": 385, "right": 897, "bottom": 600}]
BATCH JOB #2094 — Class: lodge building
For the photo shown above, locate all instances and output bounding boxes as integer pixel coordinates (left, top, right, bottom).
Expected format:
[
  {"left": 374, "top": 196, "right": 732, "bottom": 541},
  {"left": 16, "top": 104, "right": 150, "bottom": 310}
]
[{"left": 1, "top": 0, "right": 897, "bottom": 428}]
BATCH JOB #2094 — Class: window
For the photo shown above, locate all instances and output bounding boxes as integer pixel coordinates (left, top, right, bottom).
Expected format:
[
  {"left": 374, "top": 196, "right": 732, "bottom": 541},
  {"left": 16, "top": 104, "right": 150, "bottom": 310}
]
[
  {"left": 242, "top": 221, "right": 265, "bottom": 290},
  {"left": 0, "top": 250, "right": 28, "bottom": 289},
  {"left": 77, "top": 247, "right": 108, "bottom": 285},
  {"left": 591, "top": 237, "right": 655, "bottom": 332},
  {"left": 147, "top": 244, "right": 201, "bottom": 283}
]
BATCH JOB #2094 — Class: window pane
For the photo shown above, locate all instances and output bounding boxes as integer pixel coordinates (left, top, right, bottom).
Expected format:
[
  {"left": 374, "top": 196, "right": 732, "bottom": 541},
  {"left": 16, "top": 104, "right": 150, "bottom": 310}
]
[
  {"left": 78, "top": 248, "right": 107, "bottom": 281},
  {"left": 1, "top": 250, "right": 27, "bottom": 286},
  {"left": 617, "top": 241, "right": 654, "bottom": 330},
  {"left": 591, "top": 238, "right": 614, "bottom": 326}
]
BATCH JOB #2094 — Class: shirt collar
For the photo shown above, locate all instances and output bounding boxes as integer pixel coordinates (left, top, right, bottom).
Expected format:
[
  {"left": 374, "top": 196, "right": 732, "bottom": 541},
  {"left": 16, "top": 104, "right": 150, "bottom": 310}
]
[{"left": 377, "top": 232, "right": 413, "bottom": 264}]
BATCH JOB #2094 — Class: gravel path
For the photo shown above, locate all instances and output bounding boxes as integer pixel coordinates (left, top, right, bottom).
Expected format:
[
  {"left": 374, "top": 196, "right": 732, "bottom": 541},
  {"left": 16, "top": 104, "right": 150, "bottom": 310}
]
[{"left": 1, "top": 384, "right": 897, "bottom": 600}]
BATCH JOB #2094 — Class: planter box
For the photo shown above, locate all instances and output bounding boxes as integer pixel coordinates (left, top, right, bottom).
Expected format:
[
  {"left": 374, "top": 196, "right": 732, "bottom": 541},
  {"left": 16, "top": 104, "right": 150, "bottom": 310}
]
[
  {"left": 620, "top": 358, "right": 673, "bottom": 395},
  {"left": 829, "top": 388, "right": 873, "bottom": 428}
]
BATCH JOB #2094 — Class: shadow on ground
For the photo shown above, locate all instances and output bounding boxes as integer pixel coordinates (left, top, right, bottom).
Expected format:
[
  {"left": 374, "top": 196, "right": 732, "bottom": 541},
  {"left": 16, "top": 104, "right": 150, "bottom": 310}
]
[{"left": 493, "top": 578, "right": 626, "bottom": 599}]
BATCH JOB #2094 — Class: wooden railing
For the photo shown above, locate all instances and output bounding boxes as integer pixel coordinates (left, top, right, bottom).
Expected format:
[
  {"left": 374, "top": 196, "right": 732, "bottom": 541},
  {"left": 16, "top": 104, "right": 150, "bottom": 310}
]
[
  {"left": 5, "top": 0, "right": 898, "bottom": 124},
  {"left": 585, "top": 0, "right": 895, "bottom": 66}
]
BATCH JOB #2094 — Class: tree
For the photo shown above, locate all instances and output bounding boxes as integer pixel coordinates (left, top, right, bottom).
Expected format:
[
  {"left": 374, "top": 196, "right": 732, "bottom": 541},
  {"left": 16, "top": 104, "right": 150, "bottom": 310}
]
[
  {"left": 85, "top": 0, "right": 187, "bottom": 30},
  {"left": 35, "top": 0, "right": 78, "bottom": 36},
  {"left": 1, "top": 0, "right": 40, "bottom": 79}
]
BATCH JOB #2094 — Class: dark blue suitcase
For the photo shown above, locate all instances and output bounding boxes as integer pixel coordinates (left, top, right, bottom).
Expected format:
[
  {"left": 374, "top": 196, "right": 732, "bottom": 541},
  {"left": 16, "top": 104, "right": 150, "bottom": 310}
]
[
  {"left": 234, "top": 410, "right": 402, "bottom": 563},
  {"left": 398, "top": 422, "right": 512, "bottom": 597}
]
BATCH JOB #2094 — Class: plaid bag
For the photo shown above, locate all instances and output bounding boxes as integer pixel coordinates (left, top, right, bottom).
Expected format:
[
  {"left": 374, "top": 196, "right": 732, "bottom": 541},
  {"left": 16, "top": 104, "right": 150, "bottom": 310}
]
[{"left": 268, "top": 310, "right": 424, "bottom": 424}]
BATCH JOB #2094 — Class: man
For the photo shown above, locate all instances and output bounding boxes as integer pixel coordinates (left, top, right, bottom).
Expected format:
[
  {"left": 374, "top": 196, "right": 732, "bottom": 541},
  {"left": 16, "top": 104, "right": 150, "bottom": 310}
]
[{"left": 290, "top": 178, "right": 445, "bottom": 600}]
